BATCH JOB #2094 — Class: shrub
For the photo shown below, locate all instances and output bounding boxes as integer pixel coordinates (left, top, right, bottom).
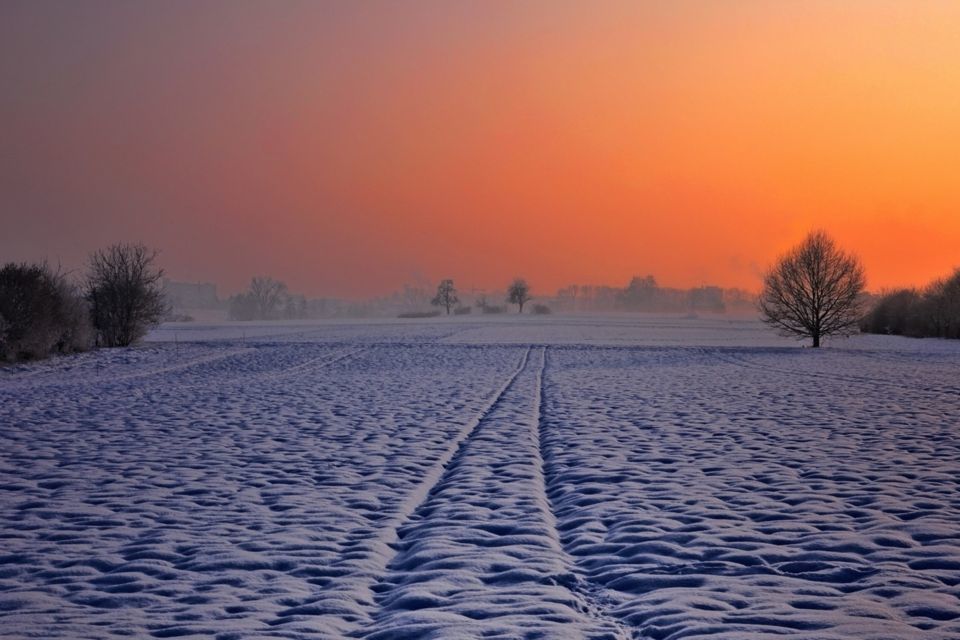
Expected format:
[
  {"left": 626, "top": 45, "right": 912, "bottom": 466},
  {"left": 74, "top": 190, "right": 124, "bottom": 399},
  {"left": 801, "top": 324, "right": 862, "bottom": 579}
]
[
  {"left": 453, "top": 306, "right": 472, "bottom": 315},
  {"left": 532, "top": 303, "right": 552, "bottom": 315},
  {"left": 0, "top": 262, "right": 92, "bottom": 362},
  {"left": 55, "top": 280, "right": 95, "bottom": 354},
  {"left": 397, "top": 310, "right": 442, "bottom": 318}
]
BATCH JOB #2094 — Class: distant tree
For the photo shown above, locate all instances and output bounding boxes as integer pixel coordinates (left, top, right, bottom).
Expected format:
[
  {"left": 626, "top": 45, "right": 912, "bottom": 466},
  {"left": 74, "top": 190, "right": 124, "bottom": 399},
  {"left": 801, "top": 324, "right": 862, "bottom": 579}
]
[
  {"left": 228, "top": 277, "right": 300, "bottom": 320},
  {"left": 507, "top": 278, "right": 532, "bottom": 313},
  {"left": 87, "top": 243, "right": 167, "bottom": 347},
  {"left": 759, "top": 230, "right": 865, "bottom": 347},
  {"left": 431, "top": 279, "right": 459, "bottom": 315},
  {"left": 619, "top": 275, "right": 659, "bottom": 310},
  {"left": 249, "top": 277, "right": 288, "bottom": 320}
]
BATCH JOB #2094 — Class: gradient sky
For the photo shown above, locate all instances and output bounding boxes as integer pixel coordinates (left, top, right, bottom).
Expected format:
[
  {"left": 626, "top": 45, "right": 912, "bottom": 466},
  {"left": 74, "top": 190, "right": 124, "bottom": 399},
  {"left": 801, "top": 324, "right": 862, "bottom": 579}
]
[{"left": 2, "top": 1, "right": 959, "bottom": 298}]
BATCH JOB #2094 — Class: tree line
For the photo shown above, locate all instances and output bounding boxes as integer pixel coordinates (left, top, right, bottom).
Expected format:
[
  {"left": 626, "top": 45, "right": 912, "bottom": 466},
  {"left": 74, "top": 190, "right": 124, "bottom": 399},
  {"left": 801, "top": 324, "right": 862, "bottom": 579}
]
[
  {"left": 860, "top": 269, "right": 960, "bottom": 339},
  {"left": 0, "top": 243, "right": 166, "bottom": 363},
  {"left": 4, "top": 233, "right": 955, "bottom": 362}
]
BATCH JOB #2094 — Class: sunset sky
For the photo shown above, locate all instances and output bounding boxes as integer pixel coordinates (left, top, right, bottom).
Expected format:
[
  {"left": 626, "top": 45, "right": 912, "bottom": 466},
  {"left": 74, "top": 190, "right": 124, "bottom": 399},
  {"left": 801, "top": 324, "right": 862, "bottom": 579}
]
[{"left": 2, "top": 1, "right": 959, "bottom": 298}]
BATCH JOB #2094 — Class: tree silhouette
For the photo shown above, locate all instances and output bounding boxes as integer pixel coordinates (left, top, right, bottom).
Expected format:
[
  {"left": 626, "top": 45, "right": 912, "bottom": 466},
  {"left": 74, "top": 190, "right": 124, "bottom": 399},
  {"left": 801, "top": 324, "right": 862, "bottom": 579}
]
[
  {"left": 431, "top": 279, "right": 459, "bottom": 315},
  {"left": 249, "top": 277, "right": 288, "bottom": 320},
  {"left": 759, "top": 230, "right": 865, "bottom": 347},
  {"left": 87, "top": 243, "right": 167, "bottom": 347},
  {"left": 507, "top": 278, "right": 532, "bottom": 313}
]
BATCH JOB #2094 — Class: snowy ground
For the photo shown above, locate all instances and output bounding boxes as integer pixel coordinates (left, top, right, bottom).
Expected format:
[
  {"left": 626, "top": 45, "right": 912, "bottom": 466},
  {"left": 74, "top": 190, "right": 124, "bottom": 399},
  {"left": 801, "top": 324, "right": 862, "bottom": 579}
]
[{"left": 1, "top": 315, "right": 958, "bottom": 639}]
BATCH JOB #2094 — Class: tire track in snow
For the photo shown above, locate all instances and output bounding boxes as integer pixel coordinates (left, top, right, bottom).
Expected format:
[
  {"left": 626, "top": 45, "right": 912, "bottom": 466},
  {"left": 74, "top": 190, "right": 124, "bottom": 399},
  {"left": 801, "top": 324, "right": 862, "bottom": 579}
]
[
  {"left": 267, "top": 347, "right": 533, "bottom": 637},
  {"left": 536, "top": 347, "right": 636, "bottom": 639},
  {"left": 355, "top": 347, "right": 627, "bottom": 639}
]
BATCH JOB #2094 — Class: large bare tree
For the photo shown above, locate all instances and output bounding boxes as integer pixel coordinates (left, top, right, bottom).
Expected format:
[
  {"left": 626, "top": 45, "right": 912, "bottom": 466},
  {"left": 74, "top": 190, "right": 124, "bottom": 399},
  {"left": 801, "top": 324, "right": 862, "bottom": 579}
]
[{"left": 759, "top": 230, "right": 865, "bottom": 347}]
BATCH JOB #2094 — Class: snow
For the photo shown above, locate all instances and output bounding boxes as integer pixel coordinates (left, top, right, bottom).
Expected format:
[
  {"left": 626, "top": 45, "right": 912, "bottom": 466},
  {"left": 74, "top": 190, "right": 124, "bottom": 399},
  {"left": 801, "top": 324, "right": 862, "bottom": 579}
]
[{"left": 1, "top": 315, "right": 959, "bottom": 639}]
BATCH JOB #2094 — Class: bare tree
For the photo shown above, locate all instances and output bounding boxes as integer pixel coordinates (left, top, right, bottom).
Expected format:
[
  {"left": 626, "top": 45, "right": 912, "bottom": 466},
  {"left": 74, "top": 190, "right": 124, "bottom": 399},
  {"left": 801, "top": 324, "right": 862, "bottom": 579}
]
[
  {"left": 431, "top": 279, "right": 459, "bottom": 315},
  {"left": 507, "top": 278, "right": 532, "bottom": 313},
  {"left": 229, "top": 277, "right": 296, "bottom": 320},
  {"left": 759, "top": 230, "right": 865, "bottom": 347},
  {"left": 249, "top": 276, "right": 288, "bottom": 320},
  {"left": 87, "top": 243, "right": 167, "bottom": 347}
]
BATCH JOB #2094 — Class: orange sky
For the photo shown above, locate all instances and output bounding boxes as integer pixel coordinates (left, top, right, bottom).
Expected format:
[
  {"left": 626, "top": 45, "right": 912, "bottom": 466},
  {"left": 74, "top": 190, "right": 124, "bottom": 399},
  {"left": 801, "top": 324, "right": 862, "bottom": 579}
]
[{"left": 2, "top": 1, "right": 959, "bottom": 297}]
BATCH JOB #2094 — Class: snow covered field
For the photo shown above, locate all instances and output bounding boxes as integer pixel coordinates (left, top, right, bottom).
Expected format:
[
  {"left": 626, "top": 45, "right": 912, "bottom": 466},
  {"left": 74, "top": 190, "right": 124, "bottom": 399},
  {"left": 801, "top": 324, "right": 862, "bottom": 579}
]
[{"left": 1, "top": 315, "right": 958, "bottom": 639}]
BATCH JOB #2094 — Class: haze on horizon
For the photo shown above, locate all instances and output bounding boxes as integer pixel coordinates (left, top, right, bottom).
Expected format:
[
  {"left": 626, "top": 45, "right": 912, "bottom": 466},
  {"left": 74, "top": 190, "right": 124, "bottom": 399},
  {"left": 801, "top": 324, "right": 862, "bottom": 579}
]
[{"left": 2, "top": 1, "right": 959, "bottom": 299}]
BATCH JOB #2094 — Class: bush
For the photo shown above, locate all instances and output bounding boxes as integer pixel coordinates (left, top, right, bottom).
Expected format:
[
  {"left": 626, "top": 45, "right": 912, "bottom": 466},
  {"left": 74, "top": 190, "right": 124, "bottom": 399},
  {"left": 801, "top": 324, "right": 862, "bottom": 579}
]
[
  {"left": 87, "top": 243, "right": 168, "bottom": 347},
  {"left": 397, "top": 310, "right": 442, "bottom": 318},
  {"left": 0, "top": 262, "right": 92, "bottom": 362},
  {"left": 453, "top": 306, "right": 472, "bottom": 315},
  {"left": 532, "top": 303, "right": 552, "bottom": 315},
  {"left": 56, "top": 280, "right": 95, "bottom": 354}
]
